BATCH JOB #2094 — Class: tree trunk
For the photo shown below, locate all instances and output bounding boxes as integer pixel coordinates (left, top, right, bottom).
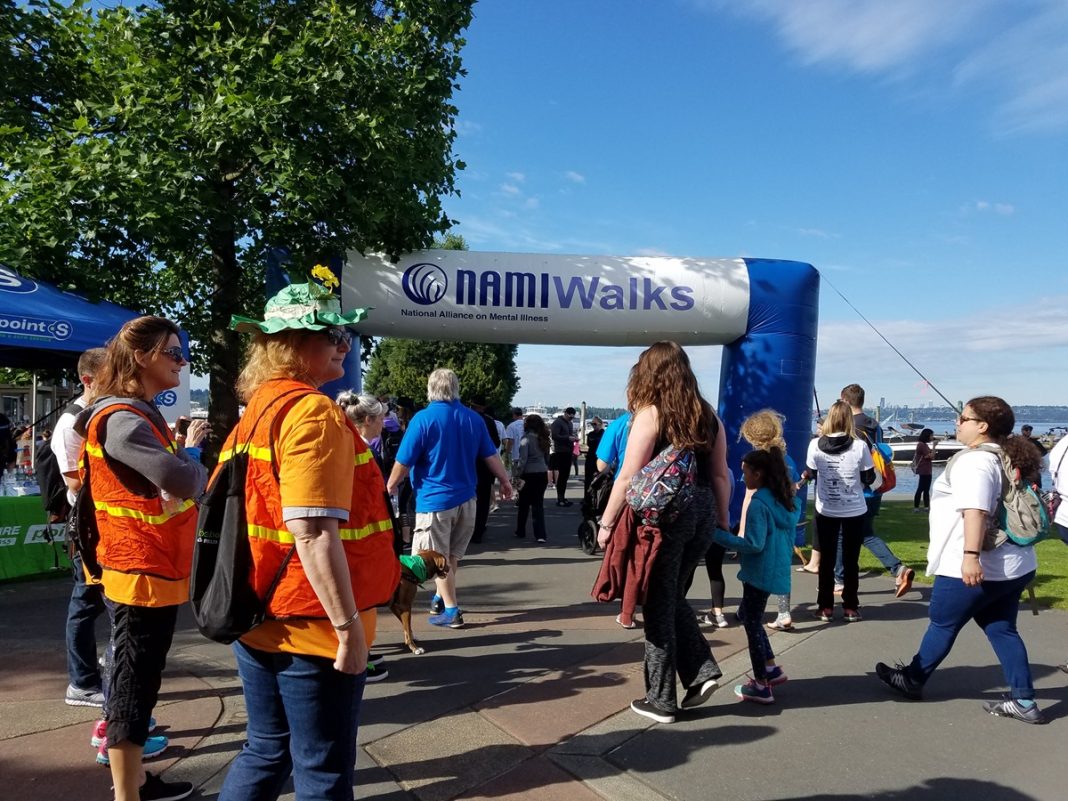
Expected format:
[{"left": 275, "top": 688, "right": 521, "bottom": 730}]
[{"left": 204, "top": 185, "right": 242, "bottom": 465}]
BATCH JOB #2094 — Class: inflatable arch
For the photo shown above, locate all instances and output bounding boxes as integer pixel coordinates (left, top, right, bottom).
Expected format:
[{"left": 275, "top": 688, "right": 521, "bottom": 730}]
[{"left": 338, "top": 251, "right": 819, "bottom": 524}]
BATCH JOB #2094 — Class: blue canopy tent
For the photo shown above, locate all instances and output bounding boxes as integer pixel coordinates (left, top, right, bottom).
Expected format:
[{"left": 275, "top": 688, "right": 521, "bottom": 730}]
[{"left": 0, "top": 264, "right": 140, "bottom": 368}]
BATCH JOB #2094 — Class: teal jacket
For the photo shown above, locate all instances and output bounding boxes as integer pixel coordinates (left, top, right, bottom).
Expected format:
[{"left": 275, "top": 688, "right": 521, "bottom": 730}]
[{"left": 712, "top": 489, "right": 801, "bottom": 596}]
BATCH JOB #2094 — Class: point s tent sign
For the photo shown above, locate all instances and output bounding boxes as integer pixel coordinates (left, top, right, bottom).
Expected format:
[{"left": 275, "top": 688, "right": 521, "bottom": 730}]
[{"left": 343, "top": 251, "right": 751, "bottom": 346}]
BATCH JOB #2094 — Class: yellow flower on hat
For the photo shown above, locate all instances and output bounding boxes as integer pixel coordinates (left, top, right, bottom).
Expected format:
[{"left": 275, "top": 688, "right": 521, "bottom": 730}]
[{"left": 311, "top": 263, "right": 339, "bottom": 290}]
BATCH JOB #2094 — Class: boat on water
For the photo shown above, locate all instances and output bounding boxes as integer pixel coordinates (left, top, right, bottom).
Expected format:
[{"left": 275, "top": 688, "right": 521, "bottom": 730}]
[{"left": 882, "top": 423, "right": 964, "bottom": 464}]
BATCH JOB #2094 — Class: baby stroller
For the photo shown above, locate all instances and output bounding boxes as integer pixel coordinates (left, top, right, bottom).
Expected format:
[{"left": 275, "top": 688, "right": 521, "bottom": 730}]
[{"left": 576, "top": 466, "right": 614, "bottom": 555}]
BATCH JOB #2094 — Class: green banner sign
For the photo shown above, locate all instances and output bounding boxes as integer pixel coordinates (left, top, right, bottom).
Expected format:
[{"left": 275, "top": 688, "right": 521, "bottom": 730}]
[{"left": 0, "top": 496, "right": 71, "bottom": 580}]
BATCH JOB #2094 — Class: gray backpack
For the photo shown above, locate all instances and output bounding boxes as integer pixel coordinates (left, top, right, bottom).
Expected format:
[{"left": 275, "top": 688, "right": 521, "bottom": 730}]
[{"left": 943, "top": 443, "right": 1051, "bottom": 549}]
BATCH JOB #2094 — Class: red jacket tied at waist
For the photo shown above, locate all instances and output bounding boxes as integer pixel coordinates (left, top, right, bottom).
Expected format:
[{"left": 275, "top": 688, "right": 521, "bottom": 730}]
[{"left": 591, "top": 505, "right": 663, "bottom": 616}]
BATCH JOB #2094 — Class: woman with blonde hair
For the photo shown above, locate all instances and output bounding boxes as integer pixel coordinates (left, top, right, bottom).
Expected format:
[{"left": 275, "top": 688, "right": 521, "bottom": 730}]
[
  {"left": 739, "top": 409, "right": 801, "bottom": 631},
  {"left": 219, "top": 274, "right": 399, "bottom": 801},
  {"left": 802, "top": 400, "right": 874, "bottom": 622},
  {"left": 597, "top": 341, "right": 731, "bottom": 723},
  {"left": 77, "top": 315, "right": 208, "bottom": 801}
]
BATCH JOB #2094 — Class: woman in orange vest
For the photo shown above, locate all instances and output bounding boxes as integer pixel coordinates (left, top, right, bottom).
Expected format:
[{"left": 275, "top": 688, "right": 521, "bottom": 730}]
[
  {"left": 219, "top": 269, "right": 398, "bottom": 801},
  {"left": 77, "top": 315, "right": 208, "bottom": 801}
]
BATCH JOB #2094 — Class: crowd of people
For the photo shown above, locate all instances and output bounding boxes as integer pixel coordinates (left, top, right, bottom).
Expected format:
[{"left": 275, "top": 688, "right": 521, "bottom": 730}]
[{"left": 22, "top": 271, "right": 1065, "bottom": 799}]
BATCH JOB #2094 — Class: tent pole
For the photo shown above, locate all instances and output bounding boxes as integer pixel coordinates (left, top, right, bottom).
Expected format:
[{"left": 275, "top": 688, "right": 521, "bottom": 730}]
[{"left": 30, "top": 372, "right": 37, "bottom": 470}]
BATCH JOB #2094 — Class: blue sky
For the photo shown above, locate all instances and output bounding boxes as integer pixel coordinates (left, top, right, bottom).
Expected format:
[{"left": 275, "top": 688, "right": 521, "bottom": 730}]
[{"left": 439, "top": 0, "right": 1068, "bottom": 411}]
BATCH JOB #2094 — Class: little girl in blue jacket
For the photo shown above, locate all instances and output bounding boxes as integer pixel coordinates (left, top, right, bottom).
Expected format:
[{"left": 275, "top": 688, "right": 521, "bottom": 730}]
[{"left": 712, "top": 448, "right": 802, "bottom": 703}]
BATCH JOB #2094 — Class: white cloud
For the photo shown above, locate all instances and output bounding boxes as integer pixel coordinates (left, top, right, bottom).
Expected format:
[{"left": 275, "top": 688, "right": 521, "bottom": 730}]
[
  {"left": 455, "top": 119, "right": 483, "bottom": 137},
  {"left": 797, "top": 227, "right": 838, "bottom": 239},
  {"left": 499, "top": 183, "right": 521, "bottom": 196},
  {"left": 506, "top": 171, "right": 526, "bottom": 183},
  {"left": 564, "top": 170, "right": 586, "bottom": 184},
  {"left": 964, "top": 200, "right": 1016, "bottom": 216},
  {"left": 706, "top": 0, "right": 1068, "bottom": 134},
  {"left": 523, "top": 196, "right": 540, "bottom": 210},
  {"left": 635, "top": 247, "right": 674, "bottom": 257}
]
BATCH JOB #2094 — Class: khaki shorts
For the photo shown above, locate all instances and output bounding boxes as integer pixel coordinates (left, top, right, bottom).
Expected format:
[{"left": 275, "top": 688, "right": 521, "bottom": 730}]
[{"left": 412, "top": 498, "right": 477, "bottom": 561}]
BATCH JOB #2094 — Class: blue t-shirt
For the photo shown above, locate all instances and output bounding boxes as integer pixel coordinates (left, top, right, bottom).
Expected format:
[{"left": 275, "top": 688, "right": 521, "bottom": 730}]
[
  {"left": 395, "top": 400, "right": 498, "bottom": 513},
  {"left": 595, "top": 412, "right": 632, "bottom": 479}
]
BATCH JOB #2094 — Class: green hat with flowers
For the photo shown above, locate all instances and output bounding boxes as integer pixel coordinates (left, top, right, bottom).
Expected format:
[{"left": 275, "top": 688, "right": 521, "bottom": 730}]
[{"left": 230, "top": 264, "right": 369, "bottom": 334}]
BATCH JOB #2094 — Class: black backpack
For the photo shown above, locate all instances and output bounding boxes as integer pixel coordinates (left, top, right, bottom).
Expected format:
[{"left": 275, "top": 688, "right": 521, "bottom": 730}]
[
  {"left": 189, "top": 389, "right": 310, "bottom": 644},
  {"left": 35, "top": 402, "right": 82, "bottom": 520}
]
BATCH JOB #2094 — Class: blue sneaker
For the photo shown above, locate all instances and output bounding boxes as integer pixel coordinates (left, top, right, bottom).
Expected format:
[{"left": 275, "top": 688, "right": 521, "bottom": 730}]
[
  {"left": 429, "top": 594, "right": 444, "bottom": 614},
  {"left": 734, "top": 678, "right": 774, "bottom": 704},
  {"left": 765, "top": 666, "right": 788, "bottom": 687},
  {"left": 96, "top": 734, "right": 169, "bottom": 765},
  {"left": 429, "top": 608, "right": 464, "bottom": 628},
  {"left": 91, "top": 716, "right": 156, "bottom": 747}
]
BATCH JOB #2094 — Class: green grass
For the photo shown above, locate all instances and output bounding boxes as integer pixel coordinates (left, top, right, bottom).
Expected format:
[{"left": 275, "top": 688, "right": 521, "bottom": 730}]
[{"left": 802, "top": 501, "right": 1068, "bottom": 610}]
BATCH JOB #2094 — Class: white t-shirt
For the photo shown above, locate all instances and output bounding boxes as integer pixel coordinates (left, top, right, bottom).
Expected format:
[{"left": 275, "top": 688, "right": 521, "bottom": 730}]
[
  {"left": 50, "top": 397, "right": 87, "bottom": 506},
  {"left": 1049, "top": 435, "right": 1068, "bottom": 528},
  {"left": 806, "top": 436, "right": 872, "bottom": 518},
  {"left": 504, "top": 419, "right": 525, "bottom": 461},
  {"left": 926, "top": 446, "right": 1038, "bottom": 581}
]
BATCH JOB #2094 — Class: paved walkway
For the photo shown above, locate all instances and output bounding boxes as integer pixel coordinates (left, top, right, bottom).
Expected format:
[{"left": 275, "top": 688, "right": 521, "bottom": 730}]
[{"left": 2, "top": 482, "right": 1067, "bottom": 800}]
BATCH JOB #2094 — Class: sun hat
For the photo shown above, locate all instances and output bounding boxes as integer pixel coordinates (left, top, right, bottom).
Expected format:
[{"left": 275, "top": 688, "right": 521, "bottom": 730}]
[{"left": 230, "top": 265, "right": 369, "bottom": 334}]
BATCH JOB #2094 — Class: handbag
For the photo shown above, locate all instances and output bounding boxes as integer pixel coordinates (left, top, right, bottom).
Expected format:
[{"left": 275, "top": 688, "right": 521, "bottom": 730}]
[
  {"left": 625, "top": 444, "right": 697, "bottom": 527},
  {"left": 189, "top": 388, "right": 310, "bottom": 644}
]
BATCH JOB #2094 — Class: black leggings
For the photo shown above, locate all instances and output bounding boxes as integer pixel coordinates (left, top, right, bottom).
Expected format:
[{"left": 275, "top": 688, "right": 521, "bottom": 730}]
[
  {"left": 681, "top": 542, "right": 726, "bottom": 609},
  {"left": 914, "top": 474, "right": 932, "bottom": 509}
]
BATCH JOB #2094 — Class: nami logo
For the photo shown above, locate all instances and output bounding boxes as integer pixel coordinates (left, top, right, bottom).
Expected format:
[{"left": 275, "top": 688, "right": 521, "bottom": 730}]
[{"left": 402, "top": 263, "right": 448, "bottom": 306}]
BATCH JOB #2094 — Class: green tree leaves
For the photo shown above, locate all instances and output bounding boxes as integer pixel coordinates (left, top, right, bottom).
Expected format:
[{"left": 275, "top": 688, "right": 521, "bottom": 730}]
[{"left": 1, "top": 0, "right": 473, "bottom": 439}]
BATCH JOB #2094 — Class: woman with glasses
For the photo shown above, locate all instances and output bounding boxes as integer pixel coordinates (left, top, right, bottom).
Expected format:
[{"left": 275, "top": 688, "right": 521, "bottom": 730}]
[
  {"left": 77, "top": 315, "right": 208, "bottom": 801},
  {"left": 219, "top": 273, "right": 399, "bottom": 801},
  {"left": 876, "top": 397, "right": 1046, "bottom": 724}
]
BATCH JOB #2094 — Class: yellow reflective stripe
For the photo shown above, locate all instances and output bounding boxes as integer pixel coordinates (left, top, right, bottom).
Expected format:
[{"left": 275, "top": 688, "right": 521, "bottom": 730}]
[
  {"left": 355, "top": 450, "right": 373, "bottom": 467},
  {"left": 339, "top": 518, "right": 393, "bottom": 541},
  {"left": 93, "top": 498, "right": 195, "bottom": 525},
  {"left": 218, "top": 445, "right": 273, "bottom": 464},
  {"left": 247, "top": 517, "right": 393, "bottom": 544},
  {"left": 85, "top": 443, "right": 104, "bottom": 458}
]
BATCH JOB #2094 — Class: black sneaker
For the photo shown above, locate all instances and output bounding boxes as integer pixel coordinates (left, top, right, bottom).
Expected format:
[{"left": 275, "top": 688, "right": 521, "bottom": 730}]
[
  {"left": 680, "top": 678, "right": 720, "bottom": 709},
  {"left": 429, "top": 594, "right": 444, "bottom": 614},
  {"left": 630, "top": 697, "right": 675, "bottom": 724},
  {"left": 137, "top": 772, "right": 194, "bottom": 801},
  {"left": 556, "top": 500, "right": 573, "bottom": 507},
  {"left": 365, "top": 661, "right": 389, "bottom": 683},
  {"left": 983, "top": 698, "right": 1048, "bottom": 724},
  {"left": 875, "top": 661, "right": 923, "bottom": 700}
]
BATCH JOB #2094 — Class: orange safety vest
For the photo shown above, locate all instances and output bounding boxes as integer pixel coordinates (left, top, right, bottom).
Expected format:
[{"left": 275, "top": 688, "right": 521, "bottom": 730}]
[
  {"left": 84, "top": 403, "right": 198, "bottom": 607},
  {"left": 215, "top": 378, "right": 399, "bottom": 619}
]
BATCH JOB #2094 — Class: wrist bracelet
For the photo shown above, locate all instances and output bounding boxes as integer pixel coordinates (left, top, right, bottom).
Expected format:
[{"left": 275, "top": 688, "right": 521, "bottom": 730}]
[
  {"left": 600, "top": 521, "right": 615, "bottom": 530},
  {"left": 963, "top": 550, "right": 981, "bottom": 556},
  {"left": 333, "top": 610, "right": 359, "bottom": 631}
]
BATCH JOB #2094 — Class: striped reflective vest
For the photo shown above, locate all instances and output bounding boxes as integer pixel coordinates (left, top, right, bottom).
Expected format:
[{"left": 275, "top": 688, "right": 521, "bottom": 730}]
[
  {"left": 216, "top": 379, "right": 399, "bottom": 618},
  {"left": 84, "top": 403, "right": 197, "bottom": 607}
]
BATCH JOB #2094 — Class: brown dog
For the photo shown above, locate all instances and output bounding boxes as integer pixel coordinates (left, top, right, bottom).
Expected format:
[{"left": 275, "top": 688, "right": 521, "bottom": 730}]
[{"left": 389, "top": 549, "right": 449, "bottom": 655}]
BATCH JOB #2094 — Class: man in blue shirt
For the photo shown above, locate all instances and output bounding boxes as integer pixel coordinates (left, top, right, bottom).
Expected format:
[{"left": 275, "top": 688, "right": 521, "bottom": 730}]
[
  {"left": 596, "top": 411, "right": 632, "bottom": 478},
  {"left": 387, "top": 368, "right": 512, "bottom": 628}
]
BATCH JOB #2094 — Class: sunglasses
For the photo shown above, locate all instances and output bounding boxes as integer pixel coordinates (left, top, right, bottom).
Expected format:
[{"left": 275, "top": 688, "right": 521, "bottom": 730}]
[
  {"left": 319, "top": 326, "right": 353, "bottom": 347},
  {"left": 957, "top": 415, "right": 981, "bottom": 425},
  {"left": 160, "top": 346, "right": 187, "bottom": 364}
]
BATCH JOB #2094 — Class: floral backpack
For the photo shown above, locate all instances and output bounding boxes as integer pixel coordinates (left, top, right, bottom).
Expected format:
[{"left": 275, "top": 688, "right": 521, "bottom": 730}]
[{"left": 626, "top": 445, "right": 698, "bottom": 527}]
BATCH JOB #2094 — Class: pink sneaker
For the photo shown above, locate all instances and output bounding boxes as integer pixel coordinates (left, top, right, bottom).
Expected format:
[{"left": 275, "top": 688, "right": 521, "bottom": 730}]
[{"left": 90, "top": 719, "right": 107, "bottom": 747}]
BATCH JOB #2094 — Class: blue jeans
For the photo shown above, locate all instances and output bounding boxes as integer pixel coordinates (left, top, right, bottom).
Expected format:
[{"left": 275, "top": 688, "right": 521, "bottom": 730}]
[
  {"left": 905, "top": 571, "right": 1037, "bottom": 701},
  {"left": 66, "top": 552, "right": 106, "bottom": 690},
  {"left": 834, "top": 494, "right": 901, "bottom": 584},
  {"left": 220, "top": 642, "right": 367, "bottom": 801}
]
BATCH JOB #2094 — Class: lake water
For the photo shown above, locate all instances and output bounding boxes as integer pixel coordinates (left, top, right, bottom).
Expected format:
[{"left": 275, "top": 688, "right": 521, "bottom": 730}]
[{"left": 883, "top": 419, "right": 1064, "bottom": 501}]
